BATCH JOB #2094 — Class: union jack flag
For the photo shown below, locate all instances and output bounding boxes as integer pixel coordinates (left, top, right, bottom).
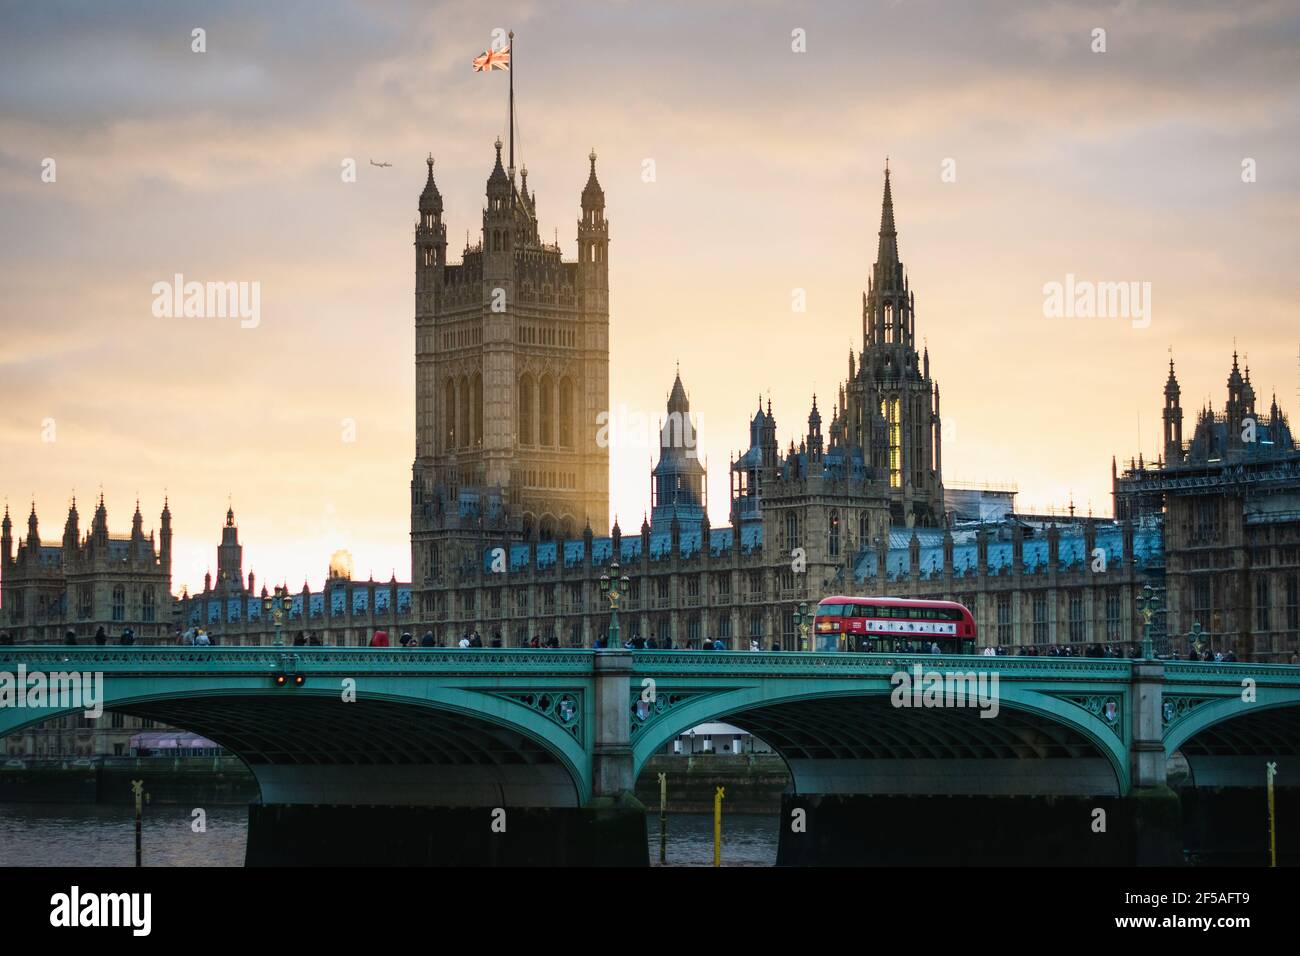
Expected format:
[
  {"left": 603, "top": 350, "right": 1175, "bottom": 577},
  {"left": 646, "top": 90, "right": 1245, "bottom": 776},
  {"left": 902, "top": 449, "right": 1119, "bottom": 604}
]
[{"left": 473, "top": 44, "right": 510, "bottom": 72}]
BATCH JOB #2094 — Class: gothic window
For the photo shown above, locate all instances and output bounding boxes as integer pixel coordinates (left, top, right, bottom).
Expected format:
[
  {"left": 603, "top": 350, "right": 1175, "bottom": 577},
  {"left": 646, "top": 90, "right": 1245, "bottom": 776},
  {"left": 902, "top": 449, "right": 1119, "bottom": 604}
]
[
  {"left": 539, "top": 515, "right": 556, "bottom": 541},
  {"left": 142, "top": 589, "right": 155, "bottom": 622},
  {"left": 459, "top": 376, "right": 470, "bottom": 449},
  {"left": 472, "top": 372, "right": 483, "bottom": 448},
  {"left": 559, "top": 377, "right": 574, "bottom": 448},
  {"left": 1192, "top": 578, "right": 1211, "bottom": 628},
  {"left": 882, "top": 397, "right": 901, "bottom": 488},
  {"left": 859, "top": 512, "right": 871, "bottom": 548},
  {"left": 112, "top": 586, "right": 125, "bottom": 622},
  {"left": 519, "top": 374, "right": 534, "bottom": 445},
  {"left": 828, "top": 509, "right": 841, "bottom": 557},
  {"left": 1106, "top": 588, "right": 1121, "bottom": 640},
  {"left": 444, "top": 379, "right": 456, "bottom": 449},
  {"left": 539, "top": 374, "right": 554, "bottom": 446},
  {"left": 1068, "top": 590, "right": 1085, "bottom": 643},
  {"left": 997, "top": 594, "right": 1012, "bottom": 645},
  {"left": 785, "top": 512, "right": 799, "bottom": 550},
  {"left": 1032, "top": 592, "right": 1048, "bottom": 644},
  {"left": 1256, "top": 577, "right": 1271, "bottom": 633},
  {"left": 1286, "top": 574, "right": 1298, "bottom": 632}
]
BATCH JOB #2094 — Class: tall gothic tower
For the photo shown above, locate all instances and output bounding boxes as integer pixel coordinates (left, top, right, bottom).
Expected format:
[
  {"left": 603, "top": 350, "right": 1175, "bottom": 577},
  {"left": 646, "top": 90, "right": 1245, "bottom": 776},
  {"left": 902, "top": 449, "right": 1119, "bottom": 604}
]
[
  {"left": 842, "top": 165, "right": 945, "bottom": 526},
  {"left": 411, "top": 143, "right": 610, "bottom": 605}
]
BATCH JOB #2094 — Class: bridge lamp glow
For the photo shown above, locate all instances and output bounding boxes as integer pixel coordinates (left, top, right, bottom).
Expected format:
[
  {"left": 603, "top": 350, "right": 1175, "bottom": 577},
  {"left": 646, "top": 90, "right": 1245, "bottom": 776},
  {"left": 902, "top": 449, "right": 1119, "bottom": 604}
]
[
  {"left": 293, "top": 674, "right": 306, "bottom": 687},
  {"left": 792, "top": 601, "right": 812, "bottom": 652},
  {"left": 599, "top": 561, "right": 631, "bottom": 649},
  {"left": 261, "top": 586, "right": 295, "bottom": 647},
  {"left": 273, "top": 673, "right": 288, "bottom": 687}
]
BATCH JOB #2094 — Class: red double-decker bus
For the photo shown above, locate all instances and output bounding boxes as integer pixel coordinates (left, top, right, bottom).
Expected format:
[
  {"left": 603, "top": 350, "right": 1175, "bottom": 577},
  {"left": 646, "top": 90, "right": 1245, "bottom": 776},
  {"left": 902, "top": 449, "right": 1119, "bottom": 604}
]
[{"left": 812, "top": 595, "right": 977, "bottom": 654}]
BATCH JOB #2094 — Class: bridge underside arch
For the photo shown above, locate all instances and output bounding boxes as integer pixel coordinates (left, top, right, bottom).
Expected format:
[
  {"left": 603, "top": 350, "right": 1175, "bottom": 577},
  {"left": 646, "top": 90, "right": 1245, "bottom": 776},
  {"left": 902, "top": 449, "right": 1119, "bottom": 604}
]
[
  {"left": 68, "top": 694, "right": 582, "bottom": 808},
  {"left": 1174, "top": 704, "right": 1300, "bottom": 789},
  {"left": 711, "top": 696, "right": 1122, "bottom": 796}
]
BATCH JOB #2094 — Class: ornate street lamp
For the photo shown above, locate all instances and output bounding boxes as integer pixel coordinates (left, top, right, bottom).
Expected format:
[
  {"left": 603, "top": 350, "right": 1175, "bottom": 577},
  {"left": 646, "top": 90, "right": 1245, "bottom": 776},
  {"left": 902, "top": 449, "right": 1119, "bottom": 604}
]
[
  {"left": 1186, "top": 620, "right": 1204, "bottom": 659},
  {"left": 792, "top": 601, "right": 811, "bottom": 652},
  {"left": 599, "top": 560, "right": 631, "bottom": 649},
  {"left": 1136, "top": 584, "right": 1161, "bottom": 660},
  {"left": 262, "top": 585, "right": 294, "bottom": 647}
]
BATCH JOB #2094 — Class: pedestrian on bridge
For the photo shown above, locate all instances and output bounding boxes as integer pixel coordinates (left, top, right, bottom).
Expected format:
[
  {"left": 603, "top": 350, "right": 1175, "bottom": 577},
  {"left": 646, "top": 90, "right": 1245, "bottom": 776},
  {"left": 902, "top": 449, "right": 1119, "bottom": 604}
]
[
  {"left": 370, "top": 629, "right": 390, "bottom": 647},
  {"left": 421, "top": 630, "right": 436, "bottom": 648},
  {"left": 94, "top": 626, "right": 108, "bottom": 645},
  {"left": 65, "top": 629, "right": 77, "bottom": 645},
  {"left": 120, "top": 628, "right": 135, "bottom": 646}
]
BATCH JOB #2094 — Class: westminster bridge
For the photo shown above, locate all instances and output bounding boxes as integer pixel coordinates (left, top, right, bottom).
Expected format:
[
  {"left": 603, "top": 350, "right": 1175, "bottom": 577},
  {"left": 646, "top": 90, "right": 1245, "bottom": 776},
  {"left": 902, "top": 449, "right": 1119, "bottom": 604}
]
[{"left": 2, "top": 647, "right": 1298, "bottom": 864}]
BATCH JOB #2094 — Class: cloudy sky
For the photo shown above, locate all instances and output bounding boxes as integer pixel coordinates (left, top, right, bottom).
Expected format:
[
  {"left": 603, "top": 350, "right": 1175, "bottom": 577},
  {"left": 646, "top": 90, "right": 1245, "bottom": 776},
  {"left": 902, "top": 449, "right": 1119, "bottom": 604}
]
[{"left": 1, "top": 0, "right": 1297, "bottom": 594}]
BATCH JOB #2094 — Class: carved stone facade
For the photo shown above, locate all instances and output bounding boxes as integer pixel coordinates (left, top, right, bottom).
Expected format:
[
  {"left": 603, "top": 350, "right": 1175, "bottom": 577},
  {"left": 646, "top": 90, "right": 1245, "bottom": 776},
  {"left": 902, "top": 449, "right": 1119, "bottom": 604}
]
[
  {"left": 1115, "top": 355, "right": 1299, "bottom": 661},
  {"left": 1, "top": 496, "right": 172, "bottom": 643},
  {"left": 410, "top": 143, "right": 610, "bottom": 621}
]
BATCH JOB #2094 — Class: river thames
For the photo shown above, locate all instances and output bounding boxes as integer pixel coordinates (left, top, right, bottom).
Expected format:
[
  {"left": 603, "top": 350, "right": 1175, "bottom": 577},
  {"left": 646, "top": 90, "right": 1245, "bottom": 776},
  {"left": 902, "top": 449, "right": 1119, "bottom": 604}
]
[{"left": 0, "top": 804, "right": 779, "bottom": 867}]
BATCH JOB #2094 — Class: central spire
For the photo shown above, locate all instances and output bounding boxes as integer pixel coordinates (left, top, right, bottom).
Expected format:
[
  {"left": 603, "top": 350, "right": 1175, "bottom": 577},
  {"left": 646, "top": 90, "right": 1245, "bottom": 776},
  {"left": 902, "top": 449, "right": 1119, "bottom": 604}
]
[{"left": 876, "top": 159, "right": 899, "bottom": 270}]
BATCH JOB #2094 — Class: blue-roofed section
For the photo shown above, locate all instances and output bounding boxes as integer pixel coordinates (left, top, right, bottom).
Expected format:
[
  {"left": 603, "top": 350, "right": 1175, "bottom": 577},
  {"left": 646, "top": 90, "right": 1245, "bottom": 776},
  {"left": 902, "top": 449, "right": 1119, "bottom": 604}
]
[
  {"left": 857, "top": 520, "right": 1164, "bottom": 583},
  {"left": 474, "top": 520, "right": 762, "bottom": 570}
]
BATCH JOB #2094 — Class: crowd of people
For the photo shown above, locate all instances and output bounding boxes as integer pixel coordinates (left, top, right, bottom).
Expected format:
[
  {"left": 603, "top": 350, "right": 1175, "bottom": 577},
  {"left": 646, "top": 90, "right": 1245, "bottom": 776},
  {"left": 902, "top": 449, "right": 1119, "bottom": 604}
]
[{"left": 0, "top": 627, "right": 1293, "bottom": 663}]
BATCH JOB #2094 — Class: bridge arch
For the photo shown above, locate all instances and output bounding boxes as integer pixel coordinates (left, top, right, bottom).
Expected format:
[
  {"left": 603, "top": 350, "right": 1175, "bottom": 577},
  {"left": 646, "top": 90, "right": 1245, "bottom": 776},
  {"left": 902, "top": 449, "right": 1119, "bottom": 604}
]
[
  {"left": 1164, "top": 695, "right": 1300, "bottom": 789},
  {"left": 0, "top": 683, "right": 592, "bottom": 808},
  {"left": 631, "top": 683, "right": 1129, "bottom": 796}
]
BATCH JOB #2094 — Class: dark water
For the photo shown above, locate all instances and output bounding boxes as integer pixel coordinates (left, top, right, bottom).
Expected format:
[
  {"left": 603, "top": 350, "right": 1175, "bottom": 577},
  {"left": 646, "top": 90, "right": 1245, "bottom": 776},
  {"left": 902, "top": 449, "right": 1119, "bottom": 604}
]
[
  {"left": 0, "top": 804, "right": 778, "bottom": 867},
  {"left": 0, "top": 804, "right": 249, "bottom": 867}
]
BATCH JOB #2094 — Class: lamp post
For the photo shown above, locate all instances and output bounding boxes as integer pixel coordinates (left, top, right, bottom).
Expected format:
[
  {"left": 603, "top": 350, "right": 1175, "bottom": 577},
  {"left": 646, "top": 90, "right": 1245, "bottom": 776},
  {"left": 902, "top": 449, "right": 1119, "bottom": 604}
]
[
  {"left": 1136, "top": 584, "right": 1161, "bottom": 660},
  {"left": 599, "top": 560, "right": 630, "bottom": 649},
  {"left": 792, "top": 601, "right": 811, "bottom": 652},
  {"left": 1186, "top": 620, "right": 1204, "bottom": 660},
  {"left": 262, "top": 586, "right": 294, "bottom": 647}
]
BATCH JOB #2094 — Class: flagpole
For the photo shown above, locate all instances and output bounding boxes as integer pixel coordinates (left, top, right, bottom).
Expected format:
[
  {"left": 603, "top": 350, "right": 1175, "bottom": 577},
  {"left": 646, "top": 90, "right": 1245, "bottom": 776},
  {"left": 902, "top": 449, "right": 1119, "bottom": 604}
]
[{"left": 508, "top": 29, "right": 516, "bottom": 212}]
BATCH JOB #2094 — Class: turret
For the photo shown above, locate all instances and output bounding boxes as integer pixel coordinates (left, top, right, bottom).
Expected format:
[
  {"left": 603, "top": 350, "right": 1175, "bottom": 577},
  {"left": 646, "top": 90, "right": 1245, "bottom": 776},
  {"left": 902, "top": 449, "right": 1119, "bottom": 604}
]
[
  {"left": 1, "top": 504, "right": 11, "bottom": 569},
  {"left": 577, "top": 148, "right": 609, "bottom": 299},
  {"left": 217, "top": 505, "right": 243, "bottom": 593},
  {"left": 131, "top": 499, "right": 144, "bottom": 544},
  {"left": 1226, "top": 351, "right": 1246, "bottom": 452},
  {"left": 26, "top": 502, "right": 39, "bottom": 548},
  {"left": 416, "top": 153, "right": 447, "bottom": 292},
  {"left": 481, "top": 137, "right": 515, "bottom": 283},
  {"left": 159, "top": 498, "right": 172, "bottom": 572},
  {"left": 91, "top": 493, "right": 108, "bottom": 549},
  {"left": 63, "top": 497, "right": 79, "bottom": 554},
  {"left": 807, "top": 395, "right": 824, "bottom": 461},
  {"left": 1163, "top": 358, "right": 1184, "bottom": 466}
]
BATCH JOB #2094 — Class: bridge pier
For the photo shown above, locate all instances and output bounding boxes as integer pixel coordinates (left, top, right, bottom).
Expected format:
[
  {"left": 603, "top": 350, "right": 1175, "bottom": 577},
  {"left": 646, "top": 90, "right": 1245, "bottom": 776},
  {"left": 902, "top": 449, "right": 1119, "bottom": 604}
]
[
  {"left": 591, "top": 650, "right": 639, "bottom": 804},
  {"left": 246, "top": 803, "right": 648, "bottom": 866},
  {"left": 1130, "top": 661, "right": 1167, "bottom": 789}
]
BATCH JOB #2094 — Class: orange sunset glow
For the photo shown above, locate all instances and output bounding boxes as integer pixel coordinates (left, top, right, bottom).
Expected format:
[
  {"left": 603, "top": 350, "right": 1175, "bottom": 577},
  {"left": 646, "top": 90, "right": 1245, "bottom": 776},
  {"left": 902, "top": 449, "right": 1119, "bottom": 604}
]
[{"left": 2, "top": 0, "right": 1297, "bottom": 595}]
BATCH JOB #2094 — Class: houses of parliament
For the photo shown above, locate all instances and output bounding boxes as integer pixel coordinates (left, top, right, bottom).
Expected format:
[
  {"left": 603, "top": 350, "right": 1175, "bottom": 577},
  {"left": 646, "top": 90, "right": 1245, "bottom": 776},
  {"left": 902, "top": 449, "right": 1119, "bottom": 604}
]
[{"left": 4, "top": 147, "right": 1300, "bottom": 673}]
